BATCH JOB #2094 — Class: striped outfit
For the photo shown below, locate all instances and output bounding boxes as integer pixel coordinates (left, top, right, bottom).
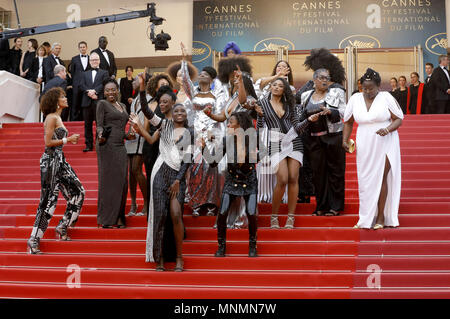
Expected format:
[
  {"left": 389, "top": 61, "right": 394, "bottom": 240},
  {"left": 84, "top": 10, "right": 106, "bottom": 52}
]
[{"left": 257, "top": 96, "right": 309, "bottom": 168}]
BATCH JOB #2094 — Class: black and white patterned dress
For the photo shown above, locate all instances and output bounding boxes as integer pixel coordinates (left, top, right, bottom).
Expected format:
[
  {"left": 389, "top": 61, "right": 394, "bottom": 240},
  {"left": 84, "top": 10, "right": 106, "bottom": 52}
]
[
  {"left": 140, "top": 92, "right": 193, "bottom": 263},
  {"left": 31, "top": 127, "right": 85, "bottom": 239},
  {"left": 257, "top": 96, "right": 310, "bottom": 167}
]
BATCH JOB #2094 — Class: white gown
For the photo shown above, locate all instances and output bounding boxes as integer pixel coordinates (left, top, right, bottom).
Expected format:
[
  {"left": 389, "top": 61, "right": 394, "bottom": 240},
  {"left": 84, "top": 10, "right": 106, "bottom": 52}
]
[{"left": 344, "top": 92, "right": 404, "bottom": 228}]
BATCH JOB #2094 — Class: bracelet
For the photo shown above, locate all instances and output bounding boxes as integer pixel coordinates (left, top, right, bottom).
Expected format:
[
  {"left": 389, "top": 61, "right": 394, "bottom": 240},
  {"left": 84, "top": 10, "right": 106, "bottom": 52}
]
[
  {"left": 62, "top": 137, "right": 67, "bottom": 145},
  {"left": 384, "top": 128, "right": 390, "bottom": 134}
]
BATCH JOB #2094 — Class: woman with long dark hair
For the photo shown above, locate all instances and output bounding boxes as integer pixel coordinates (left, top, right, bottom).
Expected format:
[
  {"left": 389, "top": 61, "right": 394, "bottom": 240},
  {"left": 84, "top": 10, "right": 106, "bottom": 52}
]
[
  {"left": 203, "top": 111, "right": 260, "bottom": 257},
  {"left": 257, "top": 77, "right": 322, "bottom": 228},
  {"left": 27, "top": 87, "right": 85, "bottom": 254}
]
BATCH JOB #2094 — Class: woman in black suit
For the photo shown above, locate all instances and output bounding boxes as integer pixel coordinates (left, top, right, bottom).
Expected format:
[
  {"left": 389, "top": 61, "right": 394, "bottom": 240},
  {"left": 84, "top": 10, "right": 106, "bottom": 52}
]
[
  {"left": 120, "top": 65, "right": 135, "bottom": 114},
  {"left": 30, "top": 45, "right": 48, "bottom": 91}
]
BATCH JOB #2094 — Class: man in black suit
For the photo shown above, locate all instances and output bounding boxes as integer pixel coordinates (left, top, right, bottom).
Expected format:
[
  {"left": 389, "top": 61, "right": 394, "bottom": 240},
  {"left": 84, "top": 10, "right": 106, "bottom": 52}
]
[
  {"left": 91, "top": 36, "right": 117, "bottom": 79},
  {"left": 422, "top": 62, "right": 434, "bottom": 114},
  {"left": 41, "top": 65, "right": 68, "bottom": 120},
  {"left": 0, "top": 24, "right": 10, "bottom": 71},
  {"left": 43, "top": 42, "right": 64, "bottom": 83},
  {"left": 69, "top": 41, "right": 91, "bottom": 121},
  {"left": 79, "top": 52, "right": 108, "bottom": 152},
  {"left": 430, "top": 55, "right": 450, "bottom": 114}
]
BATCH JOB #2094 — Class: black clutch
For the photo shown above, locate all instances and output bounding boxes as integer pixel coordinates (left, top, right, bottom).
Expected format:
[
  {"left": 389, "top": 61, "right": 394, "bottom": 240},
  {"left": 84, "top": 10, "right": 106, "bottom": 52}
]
[{"left": 98, "top": 126, "right": 111, "bottom": 146}]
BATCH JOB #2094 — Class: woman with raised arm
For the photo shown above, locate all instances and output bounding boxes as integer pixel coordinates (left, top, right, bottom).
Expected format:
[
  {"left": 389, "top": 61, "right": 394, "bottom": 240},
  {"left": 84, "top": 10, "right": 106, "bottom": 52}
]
[
  {"left": 133, "top": 72, "right": 193, "bottom": 272},
  {"left": 203, "top": 57, "right": 257, "bottom": 229},
  {"left": 257, "top": 77, "right": 323, "bottom": 229},
  {"left": 177, "top": 42, "right": 222, "bottom": 217},
  {"left": 343, "top": 68, "right": 403, "bottom": 230},
  {"left": 27, "top": 87, "right": 85, "bottom": 254},
  {"left": 203, "top": 112, "right": 260, "bottom": 257}
]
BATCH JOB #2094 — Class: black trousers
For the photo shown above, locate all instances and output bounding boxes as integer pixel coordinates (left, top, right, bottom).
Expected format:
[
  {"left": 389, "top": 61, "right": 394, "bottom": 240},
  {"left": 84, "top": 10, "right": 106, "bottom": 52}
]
[
  {"left": 434, "top": 100, "right": 450, "bottom": 114},
  {"left": 82, "top": 102, "right": 97, "bottom": 148},
  {"left": 306, "top": 132, "right": 346, "bottom": 213},
  {"left": 217, "top": 193, "right": 257, "bottom": 241},
  {"left": 71, "top": 88, "right": 84, "bottom": 121}
]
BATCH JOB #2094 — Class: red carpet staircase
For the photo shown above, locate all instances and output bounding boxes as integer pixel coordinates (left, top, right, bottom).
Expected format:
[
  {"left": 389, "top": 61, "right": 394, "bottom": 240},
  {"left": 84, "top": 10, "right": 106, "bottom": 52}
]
[{"left": 1, "top": 115, "right": 450, "bottom": 298}]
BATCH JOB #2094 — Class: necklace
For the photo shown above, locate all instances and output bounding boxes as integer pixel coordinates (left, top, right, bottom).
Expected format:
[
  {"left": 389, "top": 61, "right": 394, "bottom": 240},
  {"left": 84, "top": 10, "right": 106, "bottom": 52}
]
[{"left": 198, "top": 88, "right": 211, "bottom": 94}]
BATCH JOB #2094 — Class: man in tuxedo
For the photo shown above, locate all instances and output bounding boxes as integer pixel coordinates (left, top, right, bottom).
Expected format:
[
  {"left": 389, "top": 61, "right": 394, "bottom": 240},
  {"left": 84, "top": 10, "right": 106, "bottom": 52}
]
[
  {"left": 69, "top": 41, "right": 91, "bottom": 121},
  {"left": 79, "top": 52, "right": 108, "bottom": 152},
  {"left": 422, "top": 63, "right": 434, "bottom": 114},
  {"left": 91, "top": 36, "right": 117, "bottom": 79},
  {"left": 430, "top": 55, "right": 450, "bottom": 114},
  {"left": 41, "top": 65, "right": 68, "bottom": 120},
  {"left": 0, "top": 24, "right": 10, "bottom": 71},
  {"left": 43, "top": 42, "right": 64, "bottom": 83}
]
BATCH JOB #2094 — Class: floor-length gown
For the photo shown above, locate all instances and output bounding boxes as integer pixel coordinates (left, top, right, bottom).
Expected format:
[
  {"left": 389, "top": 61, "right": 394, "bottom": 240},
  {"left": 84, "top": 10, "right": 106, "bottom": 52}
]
[
  {"left": 96, "top": 100, "right": 129, "bottom": 226},
  {"left": 180, "top": 60, "right": 223, "bottom": 213},
  {"left": 344, "top": 92, "right": 403, "bottom": 228}
]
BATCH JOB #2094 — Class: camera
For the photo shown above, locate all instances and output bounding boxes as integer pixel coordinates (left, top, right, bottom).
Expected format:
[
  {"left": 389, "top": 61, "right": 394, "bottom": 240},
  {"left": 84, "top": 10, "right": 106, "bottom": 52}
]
[
  {"left": 147, "top": 3, "right": 171, "bottom": 51},
  {"left": 154, "top": 30, "right": 171, "bottom": 51}
]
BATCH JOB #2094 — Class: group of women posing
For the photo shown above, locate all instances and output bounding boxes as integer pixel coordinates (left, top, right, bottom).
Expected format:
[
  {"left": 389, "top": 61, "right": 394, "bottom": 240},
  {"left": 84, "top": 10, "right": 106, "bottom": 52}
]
[{"left": 27, "top": 46, "right": 403, "bottom": 274}]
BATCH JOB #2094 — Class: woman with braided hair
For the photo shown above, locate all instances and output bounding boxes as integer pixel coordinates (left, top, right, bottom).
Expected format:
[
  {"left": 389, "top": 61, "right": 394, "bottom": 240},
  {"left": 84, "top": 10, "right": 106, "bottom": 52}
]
[{"left": 343, "top": 68, "right": 403, "bottom": 230}]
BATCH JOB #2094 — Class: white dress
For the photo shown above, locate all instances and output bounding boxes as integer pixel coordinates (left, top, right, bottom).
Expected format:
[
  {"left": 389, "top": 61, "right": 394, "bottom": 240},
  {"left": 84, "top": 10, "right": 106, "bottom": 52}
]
[{"left": 344, "top": 92, "right": 404, "bottom": 228}]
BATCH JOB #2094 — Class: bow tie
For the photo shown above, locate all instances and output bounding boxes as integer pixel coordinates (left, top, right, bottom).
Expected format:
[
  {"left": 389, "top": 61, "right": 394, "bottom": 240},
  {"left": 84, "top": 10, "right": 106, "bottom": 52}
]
[
  {"left": 81, "top": 55, "right": 87, "bottom": 58},
  {"left": 92, "top": 68, "right": 99, "bottom": 72}
]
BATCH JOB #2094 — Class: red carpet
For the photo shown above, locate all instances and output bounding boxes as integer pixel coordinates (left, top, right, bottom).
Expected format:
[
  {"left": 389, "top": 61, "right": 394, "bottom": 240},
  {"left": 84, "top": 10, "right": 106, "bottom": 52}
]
[{"left": 1, "top": 114, "right": 450, "bottom": 298}]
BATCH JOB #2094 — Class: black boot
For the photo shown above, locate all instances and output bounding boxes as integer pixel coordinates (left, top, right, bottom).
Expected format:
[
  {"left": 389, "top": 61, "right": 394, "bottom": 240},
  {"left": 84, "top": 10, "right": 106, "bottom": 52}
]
[
  {"left": 215, "top": 238, "right": 226, "bottom": 257},
  {"left": 215, "top": 213, "right": 227, "bottom": 257},
  {"left": 247, "top": 214, "right": 258, "bottom": 257},
  {"left": 249, "top": 237, "right": 257, "bottom": 257}
]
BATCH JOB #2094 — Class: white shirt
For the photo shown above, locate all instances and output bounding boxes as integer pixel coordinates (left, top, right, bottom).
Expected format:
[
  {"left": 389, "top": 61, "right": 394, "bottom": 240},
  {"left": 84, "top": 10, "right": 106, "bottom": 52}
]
[
  {"left": 101, "top": 49, "right": 110, "bottom": 65},
  {"left": 38, "top": 56, "right": 44, "bottom": 78},
  {"left": 53, "top": 54, "right": 60, "bottom": 65},
  {"left": 80, "top": 54, "right": 88, "bottom": 70},
  {"left": 441, "top": 65, "right": 450, "bottom": 83},
  {"left": 92, "top": 70, "right": 97, "bottom": 83}
]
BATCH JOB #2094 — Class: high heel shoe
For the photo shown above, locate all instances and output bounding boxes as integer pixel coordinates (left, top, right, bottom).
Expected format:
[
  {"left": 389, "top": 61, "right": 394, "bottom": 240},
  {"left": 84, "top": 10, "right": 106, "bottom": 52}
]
[
  {"left": 373, "top": 224, "right": 384, "bottom": 230},
  {"left": 192, "top": 207, "right": 200, "bottom": 217},
  {"left": 27, "top": 236, "right": 42, "bottom": 254},
  {"left": 156, "top": 258, "right": 165, "bottom": 271},
  {"left": 270, "top": 214, "right": 280, "bottom": 229},
  {"left": 206, "top": 207, "right": 216, "bottom": 216},
  {"left": 284, "top": 214, "right": 295, "bottom": 229},
  {"left": 128, "top": 205, "right": 137, "bottom": 217},
  {"left": 174, "top": 256, "right": 184, "bottom": 272},
  {"left": 55, "top": 221, "right": 70, "bottom": 241}
]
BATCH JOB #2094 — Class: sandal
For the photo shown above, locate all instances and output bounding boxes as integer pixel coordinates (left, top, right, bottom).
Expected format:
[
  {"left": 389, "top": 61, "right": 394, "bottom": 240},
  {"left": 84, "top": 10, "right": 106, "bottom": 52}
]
[
  {"left": 312, "top": 211, "right": 324, "bottom": 216},
  {"left": 373, "top": 224, "right": 384, "bottom": 230},
  {"left": 128, "top": 205, "right": 137, "bottom": 217},
  {"left": 206, "top": 207, "right": 216, "bottom": 216},
  {"left": 270, "top": 214, "right": 280, "bottom": 229},
  {"left": 192, "top": 207, "right": 200, "bottom": 217},
  {"left": 284, "top": 214, "right": 295, "bottom": 229},
  {"left": 324, "top": 210, "right": 340, "bottom": 217},
  {"left": 174, "top": 257, "right": 184, "bottom": 272},
  {"left": 156, "top": 259, "right": 165, "bottom": 271}
]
